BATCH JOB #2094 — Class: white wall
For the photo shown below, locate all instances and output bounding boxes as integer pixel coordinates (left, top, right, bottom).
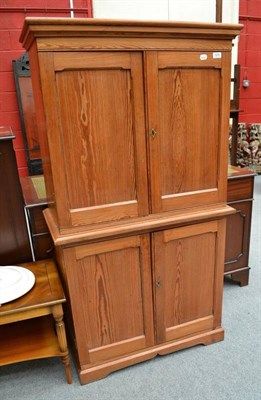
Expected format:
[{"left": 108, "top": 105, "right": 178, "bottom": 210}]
[
  {"left": 169, "top": 0, "right": 216, "bottom": 22},
  {"left": 93, "top": 0, "right": 239, "bottom": 24},
  {"left": 93, "top": 0, "right": 169, "bottom": 20},
  {"left": 223, "top": 0, "right": 240, "bottom": 69},
  {"left": 93, "top": 0, "right": 240, "bottom": 67}
]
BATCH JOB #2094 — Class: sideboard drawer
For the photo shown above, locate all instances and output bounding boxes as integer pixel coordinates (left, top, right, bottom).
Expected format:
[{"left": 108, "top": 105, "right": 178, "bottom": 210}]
[{"left": 227, "top": 177, "right": 254, "bottom": 202}]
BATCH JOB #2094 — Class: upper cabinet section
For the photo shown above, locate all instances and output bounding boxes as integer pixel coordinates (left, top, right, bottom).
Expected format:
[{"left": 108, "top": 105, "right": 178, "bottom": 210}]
[{"left": 20, "top": 18, "right": 242, "bottom": 232}]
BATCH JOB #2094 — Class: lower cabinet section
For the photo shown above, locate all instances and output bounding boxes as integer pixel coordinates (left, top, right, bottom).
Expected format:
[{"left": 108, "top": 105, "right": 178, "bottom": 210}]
[{"left": 58, "top": 219, "right": 226, "bottom": 384}]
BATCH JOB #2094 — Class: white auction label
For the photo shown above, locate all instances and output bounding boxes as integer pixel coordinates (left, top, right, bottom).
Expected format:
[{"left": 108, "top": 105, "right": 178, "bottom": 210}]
[
  {"left": 200, "top": 54, "right": 208, "bottom": 61},
  {"left": 213, "top": 52, "right": 222, "bottom": 59}
]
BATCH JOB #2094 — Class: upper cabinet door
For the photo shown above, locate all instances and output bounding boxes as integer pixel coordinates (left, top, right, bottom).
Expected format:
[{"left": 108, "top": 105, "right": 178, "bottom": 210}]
[
  {"left": 145, "top": 51, "right": 231, "bottom": 213},
  {"left": 38, "top": 52, "right": 149, "bottom": 229}
]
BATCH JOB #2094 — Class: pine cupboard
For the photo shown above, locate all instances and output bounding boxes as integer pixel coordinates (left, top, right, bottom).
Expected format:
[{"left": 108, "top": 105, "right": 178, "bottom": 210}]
[{"left": 20, "top": 18, "right": 242, "bottom": 384}]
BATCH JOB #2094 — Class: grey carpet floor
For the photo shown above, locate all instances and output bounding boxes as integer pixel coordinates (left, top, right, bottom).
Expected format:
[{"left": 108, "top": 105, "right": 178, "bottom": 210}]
[{"left": 1, "top": 176, "right": 260, "bottom": 400}]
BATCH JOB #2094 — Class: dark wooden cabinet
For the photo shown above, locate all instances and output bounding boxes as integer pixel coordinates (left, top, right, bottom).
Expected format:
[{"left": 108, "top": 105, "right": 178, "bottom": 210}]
[
  {"left": 0, "top": 127, "right": 31, "bottom": 265},
  {"left": 225, "top": 165, "right": 256, "bottom": 286},
  {"left": 21, "top": 18, "right": 242, "bottom": 384}
]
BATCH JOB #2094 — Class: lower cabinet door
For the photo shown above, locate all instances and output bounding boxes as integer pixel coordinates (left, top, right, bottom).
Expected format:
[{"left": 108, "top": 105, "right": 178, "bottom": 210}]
[
  {"left": 153, "top": 220, "right": 226, "bottom": 344},
  {"left": 63, "top": 234, "right": 154, "bottom": 366}
]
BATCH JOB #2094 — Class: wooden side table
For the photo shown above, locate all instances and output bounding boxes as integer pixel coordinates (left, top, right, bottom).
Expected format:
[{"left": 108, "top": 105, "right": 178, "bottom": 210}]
[{"left": 0, "top": 259, "right": 72, "bottom": 383}]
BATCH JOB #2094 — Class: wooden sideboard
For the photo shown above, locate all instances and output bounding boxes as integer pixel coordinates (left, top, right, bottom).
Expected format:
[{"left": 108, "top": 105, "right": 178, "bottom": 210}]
[
  {"left": 21, "top": 18, "right": 242, "bottom": 384},
  {"left": 225, "top": 165, "right": 256, "bottom": 286}
]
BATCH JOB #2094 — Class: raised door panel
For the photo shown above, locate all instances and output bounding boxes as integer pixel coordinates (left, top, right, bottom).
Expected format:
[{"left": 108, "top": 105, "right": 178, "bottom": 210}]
[
  {"left": 63, "top": 235, "right": 154, "bottom": 366},
  {"left": 153, "top": 220, "right": 226, "bottom": 344},
  {"left": 146, "top": 51, "right": 231, "bottom": 213},
  {"left": 38, "top": 52, "right": 148, "bottom": 229}
]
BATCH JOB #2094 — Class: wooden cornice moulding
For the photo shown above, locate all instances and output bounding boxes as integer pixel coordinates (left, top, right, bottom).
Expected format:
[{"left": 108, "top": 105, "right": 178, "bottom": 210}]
[
  {"left": 20, "top": 18, "right": 243, "bottom": 51},
  {"left": 44, "top": 204, "right": 236, "bottom": 247}
]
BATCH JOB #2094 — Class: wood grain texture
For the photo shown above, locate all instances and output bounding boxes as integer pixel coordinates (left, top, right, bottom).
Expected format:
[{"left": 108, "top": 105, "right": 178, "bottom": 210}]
[
  {"left": 212, "top": 219, "right": 226, "bottom": 328},
  {"left": 163, "top": 221, "right": 218, "bottom": 242},
  {"left": 78, "top": 327, "right": 224, "bottom": 384},
  {"left": 63, "top": 234, "right": 154, "bottom": 365},
  {"left": 43, "top": 204, "right": 235, "bottom": 246},
  {"left": 217, "top": 52, "right": 233, "bottom": 203},
  {"left": 153, "top": 221, "right": 221, "bottom": 344},
  {"left": 165, "top": 316, "right": 214, "bottom": 341},
  {"left": 39, "top": 51, "right": 148, "bottom": 228},
  {"left": 0, "top": 259, "right": 72, "bottom": 383},
  {"left": 158, "top": 67, "right": 219, "bottom": 194},
  {"left": 0, "top": 260, "right": 65, "bottom": 318},
  {"left": 28, "top": 41, "right": 55, "bottom": 207},
  {"left": 19, "top": 19, "right": 241, "bottom": 383},
  {"left": 227, "top": 177, "right": 255, "bottom": 202},
  {"left": 35, "top": 37, "right": 234, "bottom": 52},
  {"left": 75, "top": 236, "right": 140, "bottom": 260},
  {"left": 56, "top": 68, "right": 137, "bottom": 208},
  {"left": 20, "top": 18, "right": 243, "bottom": 52},
  {"left": 146, "top": 51, "right": 229, "bottom": 213},
  {"left": 0, "top": 317, "right": 61, "bottom": 365}
]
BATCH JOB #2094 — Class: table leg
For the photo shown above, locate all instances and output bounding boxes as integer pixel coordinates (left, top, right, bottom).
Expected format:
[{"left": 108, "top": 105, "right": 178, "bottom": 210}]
[{"left": 52, "top": 304, "right": 72, "bottom": 384}]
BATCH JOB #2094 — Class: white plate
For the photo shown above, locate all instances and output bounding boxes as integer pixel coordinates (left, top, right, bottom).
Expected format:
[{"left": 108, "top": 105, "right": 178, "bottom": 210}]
[{"left": 0, "top": 266, "right": 35, "bottom": 305}]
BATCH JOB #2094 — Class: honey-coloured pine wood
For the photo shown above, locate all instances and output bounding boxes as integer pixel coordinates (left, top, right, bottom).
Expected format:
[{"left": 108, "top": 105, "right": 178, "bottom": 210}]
[
  {"left": 20, "top": 18, "right": 242, "bottom": 233},
  {"left": 146, "top": 51, "right": 230, "bottom": 212},
  {"left": 153, "top": 220, "right": 226, "bottom": 344},
  {"left": 20, "top": 18, "right": 242, "bottom": 384},
  {"left": 33, "top": 50, "right": 149, "bottom": 229},
  {"left": 62, "top": 234, "right": 154, "bottom": 366}
]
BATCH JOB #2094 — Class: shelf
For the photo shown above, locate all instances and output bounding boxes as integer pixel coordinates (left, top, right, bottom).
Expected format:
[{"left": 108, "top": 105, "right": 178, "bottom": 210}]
[{"left": 0, "top": 316, "right": 61, "bottom": 366}]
